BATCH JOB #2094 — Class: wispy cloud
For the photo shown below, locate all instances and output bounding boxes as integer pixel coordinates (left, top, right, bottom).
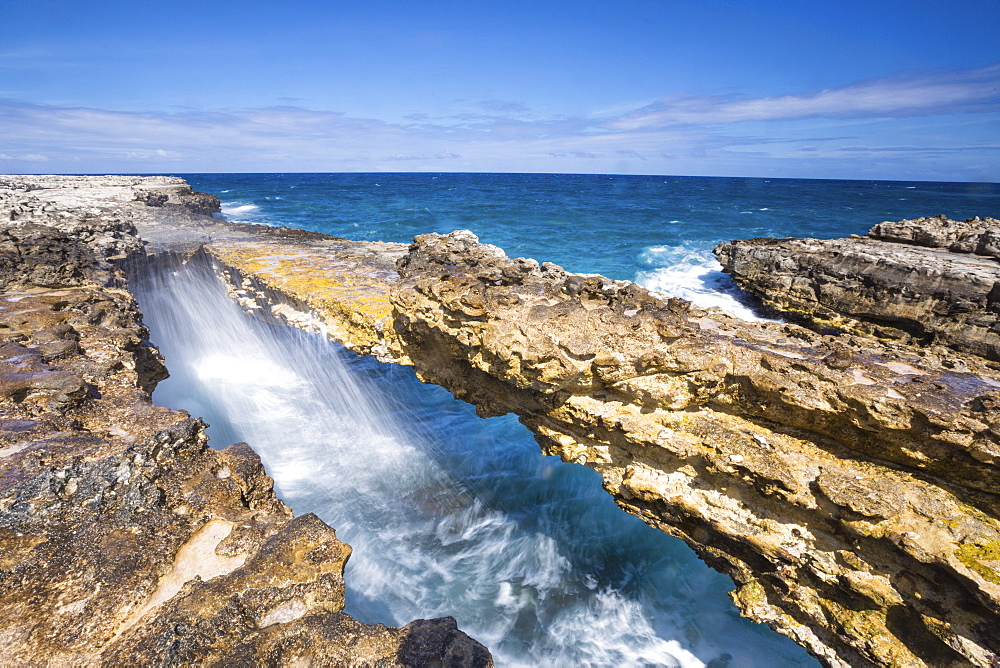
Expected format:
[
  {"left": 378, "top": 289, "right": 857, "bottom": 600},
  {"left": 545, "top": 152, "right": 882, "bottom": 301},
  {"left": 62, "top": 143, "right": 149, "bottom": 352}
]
[
  {"left": 0, "top": 152, "right": 48, "bottom": 162},
  {"left": 609, "top": 66, "right": 1000, "bottom": 130},
  {"left": 835, "top": 145, "right": 1000, "bottom": 154},
  {"left": 0, "top": 65, "right": 997, "bottom": 180}
]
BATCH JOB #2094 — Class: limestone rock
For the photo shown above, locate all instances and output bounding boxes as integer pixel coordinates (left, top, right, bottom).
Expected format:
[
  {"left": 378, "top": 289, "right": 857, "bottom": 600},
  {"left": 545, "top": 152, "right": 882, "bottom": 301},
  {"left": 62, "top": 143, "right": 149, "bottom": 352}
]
[
  {"left": 236, "top": 228, "right": 1000, "bottom": 667},
  {"left": 714, "top": 216, "right": 1000, "bottom": 360},
  {"left": 0, "top": 176, "right": 492, "bottom": 667},
  {"left": 386, "top": 232, "right": 1000, "bottom": 667},
  {"left": 870, "top": 215, "right": 1000, "bottom": 257}
]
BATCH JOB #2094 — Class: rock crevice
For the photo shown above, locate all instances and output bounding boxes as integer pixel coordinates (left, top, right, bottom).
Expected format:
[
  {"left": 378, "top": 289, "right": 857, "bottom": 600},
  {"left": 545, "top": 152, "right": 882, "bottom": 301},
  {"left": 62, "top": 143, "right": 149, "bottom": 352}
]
[
  {"left": 0, "top": 175, "right": 492, "bottom": 667},
  {"left": 5, "top": 175, "right": 1000, "bottom": 667},
  {"left": 210, "top": 225, "right": 1000, "bottom": 667}
]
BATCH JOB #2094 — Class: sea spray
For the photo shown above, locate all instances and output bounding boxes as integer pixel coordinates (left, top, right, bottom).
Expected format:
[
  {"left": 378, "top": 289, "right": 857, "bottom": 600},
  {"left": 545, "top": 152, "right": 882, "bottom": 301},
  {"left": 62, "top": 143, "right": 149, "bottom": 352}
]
[
  {"left": 634, "top": 244, "right": 775, "bottom": 321},
  {"left": 130, "top": 253, "right": 817, "bottom": 667}
]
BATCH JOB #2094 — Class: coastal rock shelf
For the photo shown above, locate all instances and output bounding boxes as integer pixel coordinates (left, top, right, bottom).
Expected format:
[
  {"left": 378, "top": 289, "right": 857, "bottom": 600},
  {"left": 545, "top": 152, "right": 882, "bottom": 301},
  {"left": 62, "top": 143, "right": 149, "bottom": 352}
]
[
  {"left": 0, "top": 176, "right": 491, "bottom": 666},
  {"left": 714, "top": 215, "right": 1000, "bottom": 361},
  {"left": 207, "top": 225, "right": 1000, "bottom": 666},
  {"left": 2, "top": 175, "right": 999, "bottom": 667}
]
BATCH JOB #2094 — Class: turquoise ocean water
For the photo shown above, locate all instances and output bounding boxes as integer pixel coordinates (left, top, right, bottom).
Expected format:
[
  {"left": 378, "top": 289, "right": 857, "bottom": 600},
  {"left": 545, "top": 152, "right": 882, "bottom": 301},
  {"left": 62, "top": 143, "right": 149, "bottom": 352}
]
[{"left": 140, "top": 173, "right": 997, "bottom": 667}]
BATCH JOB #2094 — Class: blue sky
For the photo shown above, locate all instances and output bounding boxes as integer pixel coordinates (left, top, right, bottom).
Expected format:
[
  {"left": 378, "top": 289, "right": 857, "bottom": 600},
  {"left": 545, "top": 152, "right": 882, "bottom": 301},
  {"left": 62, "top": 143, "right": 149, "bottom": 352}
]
[{"left": 1, "top": 0, "right": 998, "bottom": 180}]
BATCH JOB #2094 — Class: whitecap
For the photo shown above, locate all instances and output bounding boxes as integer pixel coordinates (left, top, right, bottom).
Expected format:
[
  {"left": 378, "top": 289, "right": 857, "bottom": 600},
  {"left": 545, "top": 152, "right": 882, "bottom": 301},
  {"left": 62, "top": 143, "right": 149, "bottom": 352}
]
[
  {"left": 636, "top": 245, "right": 776, "bottom": 322},
  {"left": 218, "top": 200, "right": 278, "bottom": 227},
  {"left": 221, "top": 202, "right": 260, "bottom": 214}
]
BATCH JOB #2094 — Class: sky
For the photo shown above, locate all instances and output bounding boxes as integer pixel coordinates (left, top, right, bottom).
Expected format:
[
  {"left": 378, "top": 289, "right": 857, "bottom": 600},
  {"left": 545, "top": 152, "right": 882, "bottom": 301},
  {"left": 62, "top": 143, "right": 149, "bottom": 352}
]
[{"left": 1, "top": 0, "right": 998, "bottom": 181}]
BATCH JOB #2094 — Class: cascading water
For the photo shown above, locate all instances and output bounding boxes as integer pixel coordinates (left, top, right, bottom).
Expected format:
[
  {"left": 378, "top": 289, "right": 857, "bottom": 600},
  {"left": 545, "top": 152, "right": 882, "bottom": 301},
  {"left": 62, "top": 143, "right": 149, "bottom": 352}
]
[{"left": 130, "top": 253, "right": 817, "bottom": 668}]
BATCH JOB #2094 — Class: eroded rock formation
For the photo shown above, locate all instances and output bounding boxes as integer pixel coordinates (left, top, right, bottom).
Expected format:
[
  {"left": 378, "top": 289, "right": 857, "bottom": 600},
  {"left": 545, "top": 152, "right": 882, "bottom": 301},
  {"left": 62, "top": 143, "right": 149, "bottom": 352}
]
[
  {"left": 389, "top": 232, "right": 1000, "bottom": 668},
  {"left": 0, "top": 176, "right": 491, "bottom": 666},
  {"left": 214, "top": 229, "right": 1000, "bottom": 667},
  {"left": 4, "top": 175, "right": 1000, "bottom": 668},
  {"left": 714, "top": 216, "right": 1000, "bottom": 361}
]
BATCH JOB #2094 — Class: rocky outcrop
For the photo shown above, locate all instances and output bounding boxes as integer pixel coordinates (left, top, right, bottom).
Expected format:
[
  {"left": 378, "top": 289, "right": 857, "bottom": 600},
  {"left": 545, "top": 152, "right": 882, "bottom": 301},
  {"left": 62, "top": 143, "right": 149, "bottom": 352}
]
[
  {"left": 0, "top": 176, "right": 491, "bottom": 666},
  {"left": 389, "top": 232, "right": 1000, "bottom": 668},
  {"left": 714, "top": 216, "right": 1000, "bottom": 361},
  {"left": 214, "top": 228, "right": 1000, "bottom": 667},
  {"left": 205, "top": 233, "right": 410, "bottom": 360},
  {"left": 871, "top": 215, "right": 1000, "bottom": 258},
  {"left": 6, "top": 175, "right": 1000, "bottom": 667}
]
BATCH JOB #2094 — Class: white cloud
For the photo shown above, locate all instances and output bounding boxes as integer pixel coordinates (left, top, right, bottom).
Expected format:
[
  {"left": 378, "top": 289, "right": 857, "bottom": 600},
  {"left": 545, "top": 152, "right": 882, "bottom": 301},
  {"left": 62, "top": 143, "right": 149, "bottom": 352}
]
[
  {"left": 609, "top": 66, "right": 1000, "bottom": 130},
  {"left": 0, "top": 65, "right": 996, "bottom": 180},
  {"left": 0, "top": 152, "right": 48, "bottom": 162}
]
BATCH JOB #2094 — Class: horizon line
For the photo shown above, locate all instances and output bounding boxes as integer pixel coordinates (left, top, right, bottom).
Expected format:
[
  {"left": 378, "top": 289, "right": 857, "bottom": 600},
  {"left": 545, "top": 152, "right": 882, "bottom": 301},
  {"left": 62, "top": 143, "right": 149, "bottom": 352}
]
[{"left": 4, "top": 170, "right": 998, "bottom": 186}]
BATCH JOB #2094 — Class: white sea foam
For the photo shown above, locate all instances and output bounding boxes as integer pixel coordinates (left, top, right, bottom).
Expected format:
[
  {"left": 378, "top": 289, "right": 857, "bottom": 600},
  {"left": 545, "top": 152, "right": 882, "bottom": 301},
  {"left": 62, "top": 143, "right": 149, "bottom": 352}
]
[
  {"left": 220, "top": 200, "right": 275, "bottom": 226},
  {"left": 636, "top": 245, "right": 774, "bottom": 322},
  {"left": 133, "top": 256, "right": 814, "bottom": 668},
  {"left": 221, "top": 202, "right": 260, "bottom": 215}
]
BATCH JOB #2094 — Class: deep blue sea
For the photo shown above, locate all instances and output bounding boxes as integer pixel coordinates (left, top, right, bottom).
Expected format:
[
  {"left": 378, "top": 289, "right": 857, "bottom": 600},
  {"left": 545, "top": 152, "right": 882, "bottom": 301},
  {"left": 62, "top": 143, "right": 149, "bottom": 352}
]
[
  {"left": 182, "top": 172, "right": 998, "bottom": 317},
  {"left": 141, "top": 173, "right": 998, "bottom": 667}
]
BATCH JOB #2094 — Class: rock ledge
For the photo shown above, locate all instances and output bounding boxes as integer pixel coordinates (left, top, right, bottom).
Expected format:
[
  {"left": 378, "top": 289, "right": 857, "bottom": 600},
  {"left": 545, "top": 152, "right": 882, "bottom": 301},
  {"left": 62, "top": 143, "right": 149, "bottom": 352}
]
[
  {"left": 715, "top": 216, "right": 1000, "bottom": 360},
  {"left": 0, "top": 175, "right": 492, "bottom": 667}
]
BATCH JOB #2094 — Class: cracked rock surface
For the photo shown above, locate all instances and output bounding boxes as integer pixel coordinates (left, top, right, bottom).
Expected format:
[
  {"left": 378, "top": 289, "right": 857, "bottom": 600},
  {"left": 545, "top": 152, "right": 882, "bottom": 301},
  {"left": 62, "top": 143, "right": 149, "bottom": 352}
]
[
  {"left": 0, "top": 175, "right": 492, "bottom": 667},
  {"left": 714, "top": 216, "right": 1000, "bottom": 361},
  {"left": 217, "top": 226, "right": 1000, "bottom": 667}
]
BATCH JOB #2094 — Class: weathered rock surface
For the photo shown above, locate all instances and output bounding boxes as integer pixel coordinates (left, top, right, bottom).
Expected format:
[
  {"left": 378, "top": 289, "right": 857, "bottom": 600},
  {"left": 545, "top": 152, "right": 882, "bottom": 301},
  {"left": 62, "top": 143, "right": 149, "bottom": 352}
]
[
  {"left": 714, "top": 216, "right": 1000, "bottom": 361},
  {"left": 0, "top": 176, "right": 492, "bottom": 667},
  {"left": 389, "top": 232, "right": 1000, "bottom": 668},
  {"left": 6, "top": 175, "right": 1000, "bottom": 668},
  {"left": 215, "top": 227, "right": 1000, "bottom": 667},
  {"left": 871, "top": 215, "right": 1000, "bottom": 258}
]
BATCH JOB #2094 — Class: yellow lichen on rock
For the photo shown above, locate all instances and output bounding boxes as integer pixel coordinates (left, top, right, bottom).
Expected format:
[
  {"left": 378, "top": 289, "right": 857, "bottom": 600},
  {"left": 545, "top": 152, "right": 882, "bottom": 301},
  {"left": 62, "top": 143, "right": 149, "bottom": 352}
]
[{"left": 205, "top": 239, "right": 409, "bottom": 362}]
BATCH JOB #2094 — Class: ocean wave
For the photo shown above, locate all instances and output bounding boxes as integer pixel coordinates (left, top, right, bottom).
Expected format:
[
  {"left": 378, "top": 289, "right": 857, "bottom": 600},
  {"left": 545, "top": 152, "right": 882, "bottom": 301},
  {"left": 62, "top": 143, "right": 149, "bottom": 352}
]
[
  {"left": 635, "top": 245, "right": 775, "bottom": 322},
  {"left": 219, "top": 200, "right": 277, "bottom": 226},
  {"left": 220, "top": 202, "right": 260, "bottom": 215}
]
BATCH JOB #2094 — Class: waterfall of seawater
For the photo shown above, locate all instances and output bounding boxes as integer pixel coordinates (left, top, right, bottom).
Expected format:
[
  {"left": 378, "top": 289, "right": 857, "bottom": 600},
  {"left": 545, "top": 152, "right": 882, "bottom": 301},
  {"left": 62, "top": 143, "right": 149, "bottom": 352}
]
[{"left": 130, "top": 254, "right": 817, "bottom": 668}]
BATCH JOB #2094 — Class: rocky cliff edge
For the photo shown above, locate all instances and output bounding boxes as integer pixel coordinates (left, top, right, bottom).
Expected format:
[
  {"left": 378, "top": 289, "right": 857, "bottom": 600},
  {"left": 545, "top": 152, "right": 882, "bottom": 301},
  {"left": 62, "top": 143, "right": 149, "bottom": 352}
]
[
  {"left": 213, "top": 224, "right": 1000, "bottom": 668},
  {"left": 0, "top": 175, "right": 492, "bottom": 667},
  {"left": 714, "top": 215, "right": 1000, "bottom": 361},
  {"left": 4, "top": 175, "right": 1000, "bottom": 668}
]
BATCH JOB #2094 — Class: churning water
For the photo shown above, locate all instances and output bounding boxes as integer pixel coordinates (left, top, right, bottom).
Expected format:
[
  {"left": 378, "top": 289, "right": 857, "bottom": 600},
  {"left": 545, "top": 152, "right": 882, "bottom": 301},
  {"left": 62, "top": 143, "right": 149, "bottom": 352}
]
[
  {"left": 136, "top": 171, "right": 998, "bottom": 666},
  {"left": 131, "top": 254, "right": 817, "bottom": 667}
]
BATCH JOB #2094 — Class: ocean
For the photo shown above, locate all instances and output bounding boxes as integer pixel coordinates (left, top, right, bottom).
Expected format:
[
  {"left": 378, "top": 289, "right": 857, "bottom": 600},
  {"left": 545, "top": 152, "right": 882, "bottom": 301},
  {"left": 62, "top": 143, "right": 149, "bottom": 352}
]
[
  {"left": 138, "top": 173, "right": 998, "bottom": 667},
  {"left": 185, "top": 172, "right": 999, "bottom": 318}
]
